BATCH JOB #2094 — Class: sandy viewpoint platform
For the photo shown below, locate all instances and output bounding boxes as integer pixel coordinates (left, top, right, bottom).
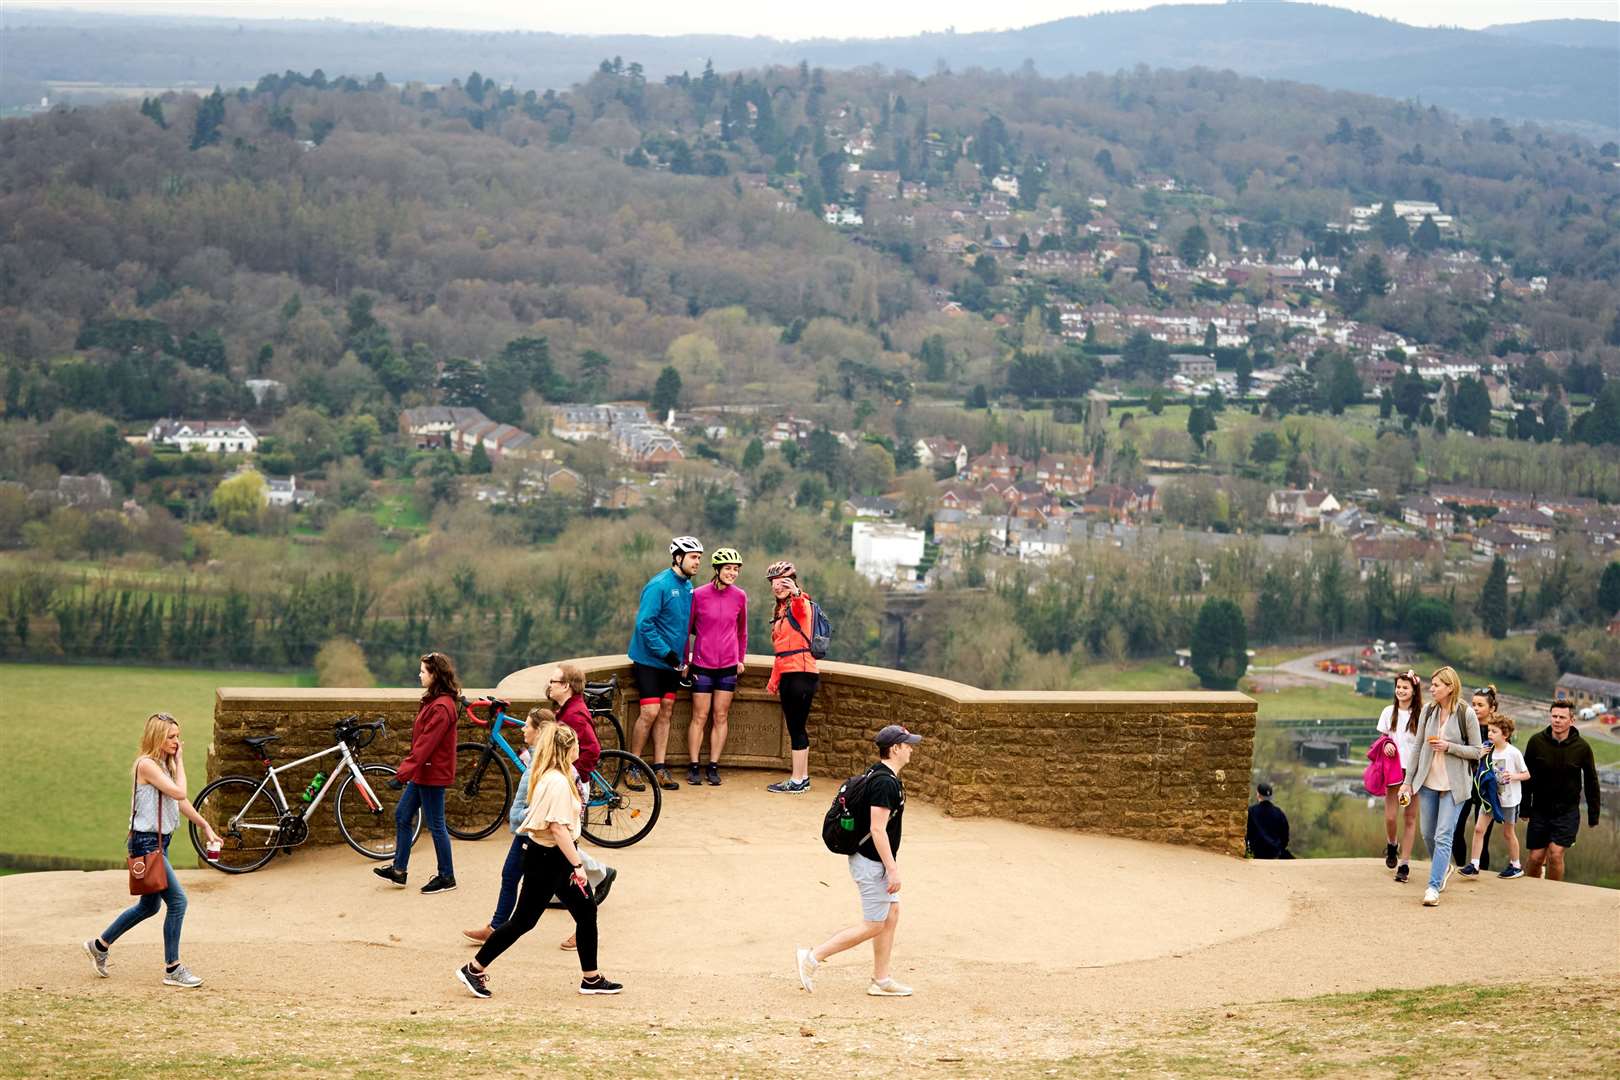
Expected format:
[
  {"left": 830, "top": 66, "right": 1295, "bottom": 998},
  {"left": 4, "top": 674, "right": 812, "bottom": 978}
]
[{"left": 3, "top": 777, "right": 1616, "bottom": 1019}]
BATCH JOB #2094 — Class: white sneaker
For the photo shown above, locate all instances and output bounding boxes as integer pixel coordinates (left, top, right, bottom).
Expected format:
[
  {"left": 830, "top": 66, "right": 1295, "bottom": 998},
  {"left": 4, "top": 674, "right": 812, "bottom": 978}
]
[
  {"left": 83, "top": 939, "right": 109, "bottom": 978},
  {"left": 162, "top": 964, "right": 203, "bottom": 988},
  {"left": 795, "top": 947, "right": 817, "bottom": 993},
  {"left": 1422, "top": 887, "right": 1440, "bottom": 906},
  {"left": 868, "top": 977, "right": 914, "bottom": 996},
  {"left": 1440, "top": 863, "right": 1454, "bottom": 892}
]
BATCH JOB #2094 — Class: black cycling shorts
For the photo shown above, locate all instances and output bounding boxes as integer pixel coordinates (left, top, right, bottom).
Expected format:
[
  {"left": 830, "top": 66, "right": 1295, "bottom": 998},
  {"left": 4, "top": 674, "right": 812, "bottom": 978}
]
[{"left": 631, "top": 661, "right": 679, "bottom": 706}]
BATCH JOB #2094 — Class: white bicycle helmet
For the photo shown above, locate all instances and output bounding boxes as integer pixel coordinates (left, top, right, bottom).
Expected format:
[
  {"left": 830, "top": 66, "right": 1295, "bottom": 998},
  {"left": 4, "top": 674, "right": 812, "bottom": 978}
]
[{"left": 669, "top": 535, "right": 704, "bottom": 556}]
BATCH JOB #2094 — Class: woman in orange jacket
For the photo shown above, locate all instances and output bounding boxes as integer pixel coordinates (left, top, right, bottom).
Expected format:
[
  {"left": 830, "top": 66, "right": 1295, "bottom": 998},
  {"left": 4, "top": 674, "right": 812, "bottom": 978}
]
[{"left": 764, "top": 561, "right": 818, "bottom": 793}]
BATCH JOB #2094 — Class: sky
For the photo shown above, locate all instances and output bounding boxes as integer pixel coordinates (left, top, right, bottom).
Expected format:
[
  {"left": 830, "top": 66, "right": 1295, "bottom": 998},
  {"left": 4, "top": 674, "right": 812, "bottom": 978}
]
[{"left": 7, "top": 0, "right": 1619, "bottom": 39}]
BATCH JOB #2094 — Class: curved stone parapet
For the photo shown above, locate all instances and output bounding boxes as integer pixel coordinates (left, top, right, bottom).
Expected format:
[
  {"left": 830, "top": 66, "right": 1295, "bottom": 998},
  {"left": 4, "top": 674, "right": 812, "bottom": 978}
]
[
  {"left": 210, "top": 656, "right": 1255, "bottom": 855},
  {"left": 499, "top": 654, "right": 1257, "bottom": 855}
]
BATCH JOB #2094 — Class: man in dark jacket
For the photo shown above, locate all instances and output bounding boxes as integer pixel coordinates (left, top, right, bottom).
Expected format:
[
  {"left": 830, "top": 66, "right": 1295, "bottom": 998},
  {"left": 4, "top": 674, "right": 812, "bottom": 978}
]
[
  {"left": 1523, "top": 700, "right": 1602, "bottom": 881},
  {"left": 1246, "top": 782, "right": 1293, "bottom": 859}
]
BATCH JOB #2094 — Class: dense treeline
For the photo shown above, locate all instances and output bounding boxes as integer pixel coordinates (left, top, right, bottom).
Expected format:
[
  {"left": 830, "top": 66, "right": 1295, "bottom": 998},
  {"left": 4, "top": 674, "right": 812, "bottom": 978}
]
[{"left": 3, "top": 61, "right": 1617, "bottom": 436}]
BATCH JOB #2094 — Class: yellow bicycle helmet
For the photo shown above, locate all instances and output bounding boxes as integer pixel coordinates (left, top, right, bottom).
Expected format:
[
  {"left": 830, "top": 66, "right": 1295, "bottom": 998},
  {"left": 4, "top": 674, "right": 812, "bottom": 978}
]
[{"left": 710, "top": 547, "right": 743, "bottom": 568}]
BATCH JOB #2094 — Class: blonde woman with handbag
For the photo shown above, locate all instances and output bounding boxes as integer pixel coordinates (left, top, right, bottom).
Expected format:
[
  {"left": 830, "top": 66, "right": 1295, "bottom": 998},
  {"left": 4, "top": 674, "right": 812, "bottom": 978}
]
[{"left": 83, "top": 713, "right": 221, "bottom": 987}]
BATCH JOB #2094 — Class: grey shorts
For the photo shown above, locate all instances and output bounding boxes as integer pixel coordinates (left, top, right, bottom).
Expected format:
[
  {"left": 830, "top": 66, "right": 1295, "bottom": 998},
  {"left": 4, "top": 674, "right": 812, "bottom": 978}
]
[
  {"left": 1497, "top": 804, "right": 1520, "bottom": 824},
  {"left": 849, "top": 853, "right": 899, "bottom": 922}
]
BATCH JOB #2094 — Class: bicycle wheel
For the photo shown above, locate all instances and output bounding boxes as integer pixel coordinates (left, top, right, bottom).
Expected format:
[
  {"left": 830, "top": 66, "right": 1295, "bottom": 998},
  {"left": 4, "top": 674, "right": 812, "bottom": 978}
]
[
  {"left": 590, "top": 709, "right": 625, "bottom": 754},
  {"left": 190, "top": 775, "right": 280, "bottom": 873},
  {"left": 582, "top": 750, "right": 661, "bottom": 848},
  {"left": 335, "top": 764, "right": 419, "bottom": 859},
  {"left": 445, "top": 742, "right": 512, "bottom": 840}
]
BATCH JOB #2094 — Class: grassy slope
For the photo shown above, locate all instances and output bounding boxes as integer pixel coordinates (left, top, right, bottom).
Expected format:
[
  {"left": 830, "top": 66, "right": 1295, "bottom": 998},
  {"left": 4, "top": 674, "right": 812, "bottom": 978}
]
[
  {"left": 0, "top": 979, "right": 1612, "bottom": 1078},
  {"left": 0, "top": 663, "right": 309, "bottom": 868}
]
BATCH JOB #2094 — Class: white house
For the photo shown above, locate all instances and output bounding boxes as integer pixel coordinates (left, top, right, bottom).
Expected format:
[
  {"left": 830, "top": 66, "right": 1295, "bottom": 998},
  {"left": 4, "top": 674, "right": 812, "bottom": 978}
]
[
  {"left": 148, "top": 419, "right": 259, "bottom": 454},
  {"left": 851, "top": 521, "right": 927, "bottom": 585},
  {"left": 265, "top": 475, "right": 308, "bottom": 509}
]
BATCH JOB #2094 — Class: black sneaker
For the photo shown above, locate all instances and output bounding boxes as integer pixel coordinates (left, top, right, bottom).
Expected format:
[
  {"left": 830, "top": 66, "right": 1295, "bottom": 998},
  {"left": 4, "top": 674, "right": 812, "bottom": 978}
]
[
  {"left": 579, "top": 974, "right": 623, "bottom": 995},
  {"left": 421, "top": 875, "right": 458, "bottom": 895},
  {"left": 1458, "top": 864, "right": 1480, "bottom": 877},
  {"left": 1394, "top": 863, "right": 1409, "bottom": 883},
  {"left": 373, "top": 864, "right": 407, "bottom": 887},
  {"left": 686, "top": 763, "right": 702, "bottom": 786},
  {"left": 456, "top": 963, "right": 491, "bottom": 998},
  {"left": 593, "top": 866, "right": 617, "bottom": 908},
  {"left": 654, "top": 765, "right": 679, "bottom": 791},
  {"left": 706, "top": 763, "right": 721, "bottom": 786},
  {"left": 1383, "top": 843, "right": 1398, "bottom": 869}
]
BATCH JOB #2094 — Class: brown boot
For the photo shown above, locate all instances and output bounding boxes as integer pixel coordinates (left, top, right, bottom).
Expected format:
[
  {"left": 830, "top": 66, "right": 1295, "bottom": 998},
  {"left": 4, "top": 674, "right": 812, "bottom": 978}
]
[
  {"left": 463, "top": 925, "right": 492, "bottom": 944},
  {"left": 559, "top": 933, "right": 577, "bottom": 951}
]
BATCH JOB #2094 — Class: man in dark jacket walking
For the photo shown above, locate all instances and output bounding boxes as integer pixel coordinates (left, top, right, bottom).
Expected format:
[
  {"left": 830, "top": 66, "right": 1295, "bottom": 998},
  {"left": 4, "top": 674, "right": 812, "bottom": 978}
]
[
  {"left": 1523, "top": 700, "right": 1601, "bottom": 881},
  {"left": 1246, "top": 782, "right": 1293, "bottom": 859}
]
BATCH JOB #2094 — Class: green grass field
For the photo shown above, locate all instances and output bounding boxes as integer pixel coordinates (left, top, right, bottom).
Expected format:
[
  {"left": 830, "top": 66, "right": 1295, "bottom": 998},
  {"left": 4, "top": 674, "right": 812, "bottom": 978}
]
[{"left": 0, "top": 663, "right": 310, "bottom": 869}]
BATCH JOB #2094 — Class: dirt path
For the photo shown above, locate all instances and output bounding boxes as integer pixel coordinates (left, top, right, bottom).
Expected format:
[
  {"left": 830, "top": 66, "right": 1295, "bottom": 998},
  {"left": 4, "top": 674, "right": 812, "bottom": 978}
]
[{"left": 3, "top": 779, "right": 1616, "bottom": 1024}]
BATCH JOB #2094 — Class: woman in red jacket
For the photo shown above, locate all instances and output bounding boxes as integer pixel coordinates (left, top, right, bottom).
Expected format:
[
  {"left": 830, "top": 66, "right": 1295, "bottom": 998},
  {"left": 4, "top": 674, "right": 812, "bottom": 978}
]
[{"left": 374, "top": 652, "right": 460, "bottom": 894}]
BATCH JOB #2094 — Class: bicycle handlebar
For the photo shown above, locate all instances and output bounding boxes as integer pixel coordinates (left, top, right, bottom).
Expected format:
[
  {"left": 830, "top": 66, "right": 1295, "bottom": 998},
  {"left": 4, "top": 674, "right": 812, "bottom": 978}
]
[
  {"left": 335, "top": 715, "right": 386, "bottom": 750},
  {"left": 462, "top": 697, "right": 520, "bottom": 729}
]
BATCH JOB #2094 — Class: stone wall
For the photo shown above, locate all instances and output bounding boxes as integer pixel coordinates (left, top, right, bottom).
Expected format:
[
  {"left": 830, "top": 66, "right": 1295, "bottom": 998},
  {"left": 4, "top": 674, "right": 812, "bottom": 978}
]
[{"left": 214, "top": 656, "right": 1255, "bottom": 854}]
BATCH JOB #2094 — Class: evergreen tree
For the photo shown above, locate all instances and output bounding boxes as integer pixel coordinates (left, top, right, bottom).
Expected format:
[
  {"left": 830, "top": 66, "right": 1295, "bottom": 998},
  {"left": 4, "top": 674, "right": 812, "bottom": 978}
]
[
  {"left": 139, "top": 96, "right": 167, "bottom": 129},
  {"left": 1136, "top": 242, "right": 1154, "bottom": 291},
  {"left": 1178, "top": 224, "right": 1210, "bottom": 266},
  {"left": 467, "top": 441, "right": 492, "bottom": 474},
  {"left": 741, "top": 437, "right": 765, "bottom": 471},
  {"left": 190, "top": 87, "right": 227, "bottom": 150},
  {"left": 1190, "top": 598, "right": 1248, "bottom": 690},
  {"left": 1598, "top": 561, "right": 1620, "bottom": 617},
  {"left": 1187, "top": 404, "right": 1216, "bottom": 450},
  {"left": 651, "top": 365, "right": 683, "bottom": 415},
  {"left": 1413, "top": 213, "right": 1442, "bottom": 251},
  {"left": 1478, "top": 556, "right": 1509, "bottom": 640},
  {"left": 1452, "top": 376, "right": 1493, "bottom": 436},
  {"left": 438, "top": 357, "right": 488, "bottom": 408},
  {"left": 1374, "top": 201, "right": 1409, "bottom": 248}
]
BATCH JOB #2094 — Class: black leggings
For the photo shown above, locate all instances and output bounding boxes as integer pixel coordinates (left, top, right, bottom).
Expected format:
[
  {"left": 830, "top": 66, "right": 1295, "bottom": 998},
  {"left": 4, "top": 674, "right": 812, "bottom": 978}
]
[
  {"left": 778, "top": 672, "right": 818, "bottom": 752},
  {"left": 474, "top": 839, "right": 597, "bottom": 971}
]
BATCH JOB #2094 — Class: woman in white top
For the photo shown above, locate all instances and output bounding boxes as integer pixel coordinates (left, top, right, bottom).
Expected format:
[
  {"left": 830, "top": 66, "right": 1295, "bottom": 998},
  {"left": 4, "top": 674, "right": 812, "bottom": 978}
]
[
  {"left": 1375, "top": 671, "right": 1423, "bottom": 881},
  {"left": 83, "top": 713, "right": 222, "bottom": 987},
  {"left": 455, "top": 722, "right": 622, "bottom": 998},
  {"left": 1398, "top": 666, "right": 1485, "bottom": 907}
]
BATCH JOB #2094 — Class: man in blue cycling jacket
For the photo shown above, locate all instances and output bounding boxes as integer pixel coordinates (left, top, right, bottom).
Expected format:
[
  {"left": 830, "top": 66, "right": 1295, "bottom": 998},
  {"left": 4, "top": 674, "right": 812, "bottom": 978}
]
[{"left": 625, "top": 535, "right": 702, "bottom": 790}]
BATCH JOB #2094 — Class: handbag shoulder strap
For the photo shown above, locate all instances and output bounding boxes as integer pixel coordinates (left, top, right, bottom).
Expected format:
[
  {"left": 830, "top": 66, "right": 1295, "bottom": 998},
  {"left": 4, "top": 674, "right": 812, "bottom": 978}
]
[{"left": 129, "top": 758, "right": 141, "bottom": 834}]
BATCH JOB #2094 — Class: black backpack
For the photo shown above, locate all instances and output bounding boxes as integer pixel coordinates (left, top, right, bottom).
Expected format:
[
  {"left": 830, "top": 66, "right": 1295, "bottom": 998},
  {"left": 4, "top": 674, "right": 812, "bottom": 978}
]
[{"left": 821, "top": 766, "right": 879, "bottom": 855}]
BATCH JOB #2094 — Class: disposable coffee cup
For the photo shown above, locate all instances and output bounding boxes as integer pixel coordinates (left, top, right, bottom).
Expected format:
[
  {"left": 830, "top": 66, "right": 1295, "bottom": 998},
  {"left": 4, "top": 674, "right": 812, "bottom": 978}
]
[{"left": 205, "top": 840, "right": 222, "bottom": 862}]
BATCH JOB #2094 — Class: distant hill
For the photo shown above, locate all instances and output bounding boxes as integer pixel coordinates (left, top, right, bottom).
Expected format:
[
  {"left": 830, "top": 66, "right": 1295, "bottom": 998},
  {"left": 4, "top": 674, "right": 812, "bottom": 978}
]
[
  {"left": 1483, "top": 19, "right": 1620, "bottom": 50},
  {"left": 2, "top": 2, "right": 1616, "bottom": 138}
]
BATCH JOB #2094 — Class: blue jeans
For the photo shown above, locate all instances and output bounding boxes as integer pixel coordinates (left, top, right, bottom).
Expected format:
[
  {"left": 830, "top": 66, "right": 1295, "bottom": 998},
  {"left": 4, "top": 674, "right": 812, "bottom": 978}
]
[
  {"left": 394, "top": 782, "right": 453, "bottom": 878},
  {"left": 101, "top": 832, "right": 186, "bottom": 965},
  {"left": 1417, "top": 786, "right": 1465, "bottom": 891},
  {"left": 490, "top": 833, "right": 525, "bottom": 928}
]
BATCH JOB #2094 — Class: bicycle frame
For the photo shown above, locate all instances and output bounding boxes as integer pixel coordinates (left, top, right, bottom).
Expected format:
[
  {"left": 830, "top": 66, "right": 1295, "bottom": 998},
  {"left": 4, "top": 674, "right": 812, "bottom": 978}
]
[
  {"left": 230, "top": 740, "right": 381, "bottom": 835},
  {"left": 465, "top": 701, "right": 527, "bottom": 771}
]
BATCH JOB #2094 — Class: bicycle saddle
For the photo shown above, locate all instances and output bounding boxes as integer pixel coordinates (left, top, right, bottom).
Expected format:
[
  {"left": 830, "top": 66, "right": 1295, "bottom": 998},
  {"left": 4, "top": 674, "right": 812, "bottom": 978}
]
[
  {"left": 242, "top": 735, "right": 280, "bottom": 748},
  {"left": 583, "top": 681, "right": 616, "bottom": 697}
]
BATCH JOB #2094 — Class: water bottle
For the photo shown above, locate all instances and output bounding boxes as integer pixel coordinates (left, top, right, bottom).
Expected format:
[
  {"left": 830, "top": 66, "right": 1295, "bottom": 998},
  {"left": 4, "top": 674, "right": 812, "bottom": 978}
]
[{"left": 301, "top": 771, "right": 327, "bottom": 803}]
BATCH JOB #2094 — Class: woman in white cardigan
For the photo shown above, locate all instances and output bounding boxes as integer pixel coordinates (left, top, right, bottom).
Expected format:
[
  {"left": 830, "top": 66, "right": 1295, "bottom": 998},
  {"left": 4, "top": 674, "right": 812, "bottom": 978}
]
[{"left": 1398, "top": 666, "right": 1485, "bottom": 907}]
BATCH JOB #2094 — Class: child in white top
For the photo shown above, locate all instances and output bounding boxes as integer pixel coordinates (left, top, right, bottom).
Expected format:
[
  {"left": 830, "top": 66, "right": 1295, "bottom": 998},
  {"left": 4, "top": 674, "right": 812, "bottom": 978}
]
[
  {"left": 1374, "top": 672, "right": 1423, "bottom": 877},
  {"left": 1467, "top": 715, "right": 1530, "bottom": 878}
]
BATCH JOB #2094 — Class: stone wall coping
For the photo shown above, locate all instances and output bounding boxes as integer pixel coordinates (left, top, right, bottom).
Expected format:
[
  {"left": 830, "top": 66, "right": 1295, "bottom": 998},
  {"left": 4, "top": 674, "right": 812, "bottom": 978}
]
[
  {"left": 214, "top": 687, "right": 509, "bottom": 711},
  {"left": 495, "top": 654, "right": 1256, "bottom": 712}
]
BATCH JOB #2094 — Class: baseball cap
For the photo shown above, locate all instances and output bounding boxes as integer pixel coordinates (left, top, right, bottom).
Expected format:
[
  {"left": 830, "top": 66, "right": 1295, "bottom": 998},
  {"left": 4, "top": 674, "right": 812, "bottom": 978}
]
[
  {"left": 1257, "top": 781, "right": 1273, "bottom": 798},
  {"left": 875, "top": 724, "right": 923, "bottom": 749}
]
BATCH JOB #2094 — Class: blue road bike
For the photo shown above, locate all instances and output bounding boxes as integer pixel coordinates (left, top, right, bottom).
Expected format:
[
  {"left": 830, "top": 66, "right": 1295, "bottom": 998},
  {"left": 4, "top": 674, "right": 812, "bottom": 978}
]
[{"left": 445, "top": 682, "right": 659, "bottom": 848}]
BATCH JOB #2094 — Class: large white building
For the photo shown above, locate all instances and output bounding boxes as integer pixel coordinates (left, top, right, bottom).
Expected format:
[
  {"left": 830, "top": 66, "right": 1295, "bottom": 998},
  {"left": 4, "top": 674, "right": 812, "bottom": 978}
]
[
  {"left": 851, "top": 521, "right": 927, "bottom": 585},
  {"left": 147, "top": 419, "right": 259, "bottom": 454}
]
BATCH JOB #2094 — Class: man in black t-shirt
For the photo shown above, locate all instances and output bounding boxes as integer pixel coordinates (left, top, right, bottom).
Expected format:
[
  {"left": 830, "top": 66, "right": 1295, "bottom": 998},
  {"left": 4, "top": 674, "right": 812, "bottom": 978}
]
[{"left": 794, "top": 724, "right": 921, "bottom": 998}]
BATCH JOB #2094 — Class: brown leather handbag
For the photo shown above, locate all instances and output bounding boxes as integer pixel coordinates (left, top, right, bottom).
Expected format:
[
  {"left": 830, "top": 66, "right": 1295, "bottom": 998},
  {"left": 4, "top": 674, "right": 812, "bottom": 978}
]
[{"left": 126, "top": 763, "right": 169, "bottom": 896}]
